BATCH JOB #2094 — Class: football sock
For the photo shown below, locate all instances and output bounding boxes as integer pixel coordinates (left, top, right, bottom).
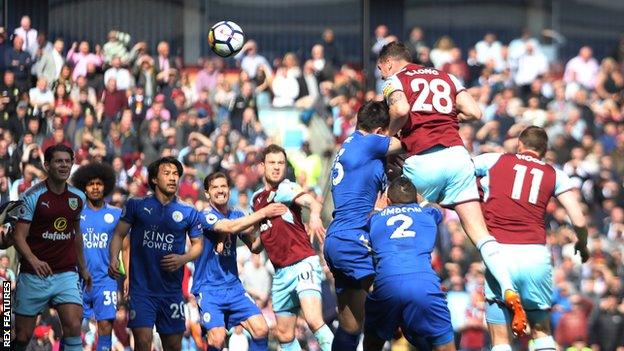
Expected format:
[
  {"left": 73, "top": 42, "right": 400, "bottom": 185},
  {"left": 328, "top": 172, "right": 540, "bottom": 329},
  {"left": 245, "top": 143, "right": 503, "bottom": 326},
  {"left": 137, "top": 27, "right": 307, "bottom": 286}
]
[
  {"left": 332, "top": 327, "right": 360, "bottom": 351},
  {"left": 249, "top": 335, "right": 268, "bottom": 351},
  {"left": 64, "top": 336, "right": 84, "bottom": 351},
  {"left": 476, "top": 235, "right": 515, "bottom": 293},
  {"left": 492, "top": 344, "right": 512, "bottom": 351},
  {"left": 97, "top": 334, "right": 112, "bottom": 351},
  {"left": 313, "top": 324, "right": 334, "bottom": 351},
  {"left": 280, "top": 339, "right": 302, "bottom": 351},
  {"left": 531, "top": 336, "right": 557, "bottom": 351}
]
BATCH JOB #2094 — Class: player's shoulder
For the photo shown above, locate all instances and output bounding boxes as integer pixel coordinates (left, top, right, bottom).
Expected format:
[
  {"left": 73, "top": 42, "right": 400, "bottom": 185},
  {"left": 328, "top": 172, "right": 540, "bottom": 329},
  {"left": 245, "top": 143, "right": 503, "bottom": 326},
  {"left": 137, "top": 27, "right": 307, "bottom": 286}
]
[
  {"left": 230, "top": 208, "right": 246, "bottom": 218},
  {"left": 174, "top": 197, "right": 197, "bottom": 210},
  {"left": 104, "top": 203, "right": 123, "bottom": 215},
  {"left": 68, "top": 185, "right": 86, "bottom": 200},
  {"left": 251, "top": 187, "right": 266, "bottom": 202},
  {"left": 21, "top": 181, "right": 47, "bottom": 200}
]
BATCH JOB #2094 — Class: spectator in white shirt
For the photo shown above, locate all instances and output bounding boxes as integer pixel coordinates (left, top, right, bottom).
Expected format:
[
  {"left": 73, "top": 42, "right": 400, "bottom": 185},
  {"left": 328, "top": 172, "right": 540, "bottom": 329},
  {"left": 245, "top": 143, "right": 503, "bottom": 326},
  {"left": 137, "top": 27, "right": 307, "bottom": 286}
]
[
  {"left": 508, "top": 28, "right": 540, "bottom": 63},
  {"left": 28, "top": 77, "right": 54, "bottom": 113},
  {"left": 13, "top": 16, "right": 37, "bottom": 57},
  {"left": 475, "top": 33, "right": 504, "bottom": 69},
  {"left": 104, "top": 56, "right": 133, "bottom": 91},
  {"left": 564, "top": 46, "right": 600, "bottom": 90},
  {"left": 514, "top": 43, "right": 548, "bottom": 89},
  {"left": 235, "top": 40, "right": 273, "bottom": 80}
]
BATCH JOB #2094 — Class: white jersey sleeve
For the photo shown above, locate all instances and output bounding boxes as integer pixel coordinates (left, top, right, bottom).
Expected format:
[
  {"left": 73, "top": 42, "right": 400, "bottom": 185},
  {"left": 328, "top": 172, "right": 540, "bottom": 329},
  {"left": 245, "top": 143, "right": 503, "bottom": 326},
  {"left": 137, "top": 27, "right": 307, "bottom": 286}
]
[
  {"left": 382, "top": 74, "right": 403, "bottom": 102},
  {"left": 554, "top": 167, "right": 576, "bottom": 196},
  {"left": 472, "top": 153, "right": 503, "bottom": 177},
  {"left": 448, "top": 73, "right": 466, "bottom": 93}
]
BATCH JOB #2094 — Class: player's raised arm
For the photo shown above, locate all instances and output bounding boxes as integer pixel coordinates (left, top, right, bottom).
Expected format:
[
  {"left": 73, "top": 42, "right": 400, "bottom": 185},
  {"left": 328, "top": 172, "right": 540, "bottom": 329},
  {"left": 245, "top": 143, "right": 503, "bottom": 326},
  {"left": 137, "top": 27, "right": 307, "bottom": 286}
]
[
  {"left": 108, "top": 219, "right": 131, "bottom": 279},
  {"left": 212, "top": 203, "right": 287, "bottom": 234},
  {"left": 387, "top": 137, "right": 404, "bottom": 155},
  {"left": 556, "top": 190, "right": 589, "bottom": 262},
  {"left": 456, "top": 90, "right": 482, "bottom": 122},
  {"left": 294, "top": 192, "right": 325, "bottom": 244}
]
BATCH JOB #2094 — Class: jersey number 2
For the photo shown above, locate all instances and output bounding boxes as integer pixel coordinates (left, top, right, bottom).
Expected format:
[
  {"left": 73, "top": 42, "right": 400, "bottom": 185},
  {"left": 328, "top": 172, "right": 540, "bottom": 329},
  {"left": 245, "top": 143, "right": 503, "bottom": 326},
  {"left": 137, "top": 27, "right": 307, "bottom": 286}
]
[
  {"left": 387, "top": 214, "right": 416, "bottom": 238},
  {"left": 511, "top": 164, "right": 544, "bottom": 204},
  {"left": 410, "top": 78, "right": 452, "bottom": 114}
]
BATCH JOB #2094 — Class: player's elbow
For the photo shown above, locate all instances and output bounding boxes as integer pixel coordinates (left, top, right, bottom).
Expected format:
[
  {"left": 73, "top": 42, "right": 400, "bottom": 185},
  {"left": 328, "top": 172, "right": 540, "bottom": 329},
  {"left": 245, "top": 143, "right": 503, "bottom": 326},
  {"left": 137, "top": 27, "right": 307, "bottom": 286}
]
[{"left": 391, "top": 101, "right": 410, "bottom": 117}]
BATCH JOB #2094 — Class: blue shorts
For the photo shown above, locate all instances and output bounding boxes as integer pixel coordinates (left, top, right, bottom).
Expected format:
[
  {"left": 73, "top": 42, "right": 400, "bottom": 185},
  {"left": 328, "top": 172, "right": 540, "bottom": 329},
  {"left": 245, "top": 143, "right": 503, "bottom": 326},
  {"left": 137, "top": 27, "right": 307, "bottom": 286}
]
[
  {"left": 195, "top": 283, "right": 262, "bottom": 330},
  {"left": 83, "top": 280, "right": 118, "bottom": 321},
  {"left": 324, "top": 230, "right": 375, "bottom": 294},
  {"left": 15, "top": 271, "right": 82, "bottom": 316},
  {"left": 128, "top": 292, "right": 186, "bottom": 334},
  {"left": 485, "top": 244, "right": 552, "bottom": 325},
  {"left": 272, "top": 255, "right": 323, "bottom": 314},
  {"left": 403, "top": 146, "right": 479, "bottom": 207},
  {"left": 365, "top": 273, "right": 454, "bottom": 347}
]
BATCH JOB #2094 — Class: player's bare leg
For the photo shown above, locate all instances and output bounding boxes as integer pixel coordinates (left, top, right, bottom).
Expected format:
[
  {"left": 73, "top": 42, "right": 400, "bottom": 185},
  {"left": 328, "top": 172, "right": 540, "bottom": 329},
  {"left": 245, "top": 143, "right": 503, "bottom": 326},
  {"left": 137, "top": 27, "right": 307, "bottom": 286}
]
[
  {"left": 14, "top": 314, "right": 37, "bottom": 351},
  {"left": 56, "top": 303, "right": 86, "bottom": 350},
  {"left": 207, "top": 327, "right": 228, "bottom": 349},
  {"left": 453, "top": 201, "right": 528, "bottom": 337},
  {"left": 132, "top": 327, "right": 155, "bottom": 351},
  {"left": 300, "top": 294, "right": 333, "bottom": 351},
  {"left": 160, "top": 333, "right": 183, "bottom": 351},
  {"left": 274, "top": 313, "right": 300, "bottom": 350},
  {"left": 97, "top": 319, "right": 114, "bottom": 351},
  {"left": 240, "top": 314, "right": 269, "bottom": 350}
]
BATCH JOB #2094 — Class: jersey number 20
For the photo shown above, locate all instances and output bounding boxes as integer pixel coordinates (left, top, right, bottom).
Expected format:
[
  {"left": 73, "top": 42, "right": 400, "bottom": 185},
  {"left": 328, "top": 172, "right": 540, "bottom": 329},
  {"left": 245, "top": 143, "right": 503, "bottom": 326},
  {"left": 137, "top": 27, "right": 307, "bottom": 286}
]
[
  {"left": 387, "top": 214, "right": 416, "bottom": 238},
  {"left": 410, "top": 78, "right": 452, "bottom": 114}
]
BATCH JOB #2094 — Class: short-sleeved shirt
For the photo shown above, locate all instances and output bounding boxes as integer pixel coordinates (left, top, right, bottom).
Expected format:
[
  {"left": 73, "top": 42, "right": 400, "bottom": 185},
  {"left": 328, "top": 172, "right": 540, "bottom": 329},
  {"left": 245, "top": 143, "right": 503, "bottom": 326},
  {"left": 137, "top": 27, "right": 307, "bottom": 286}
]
[
  {"left": 473, "top": 152, "right": 575, "bottom": 244},
  {"left": 121, "top": 195, "right": 203, "bottom": 296},
  {"left": 327, "top": 131, "right": 390, "bottom": 236},
  {"left": 368, "top": 203, "right": 442, "bottom": 280},
  {"left": 17, "top": 181, "right": 86, "bottom": 274},
  {"left": 251, "top": 180, "right": 315, "bottom": 269},
  {"left": 193, "top": 206, "right": 245, "bottom": 293},
  {"left": 81, "top": 203, "right": 122, "bottom": 285},
  {"left": 383, "top": 63, "right": 465, "bottom": 156}
]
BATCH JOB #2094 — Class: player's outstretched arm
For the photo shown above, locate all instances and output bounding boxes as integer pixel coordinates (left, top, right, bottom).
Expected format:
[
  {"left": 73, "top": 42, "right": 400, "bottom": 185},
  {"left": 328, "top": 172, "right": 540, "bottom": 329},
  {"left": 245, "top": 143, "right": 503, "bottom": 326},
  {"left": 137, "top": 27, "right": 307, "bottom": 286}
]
[
  {"left": 213, "top": 203, "right": 287, "bottom": 234},
  {"left": 108, "top": 220, "right": 131, "bottom": 279},
  {"left": 387, "top": 90, "right": 410, "bottom": 136},
  {"left": 161, "top": 236, "right": 203, "bottom": 272},
  {"left": 386, "top": 137, "right": 404, "bottom": 156},
  {"left": 74, "top": 220, "right": 92, "bottom": 291},
  {"left": 456, "top": 90, "right": 482, "bottom": 122},
  {"left": 557, "top": 190, "right": 589, "bottom": 262},
  {"left": 294, "top": 192, "right": 325, "bottom": 244},
  {"left": 13, "top": 221, "right": 53, "bottom": 277}
]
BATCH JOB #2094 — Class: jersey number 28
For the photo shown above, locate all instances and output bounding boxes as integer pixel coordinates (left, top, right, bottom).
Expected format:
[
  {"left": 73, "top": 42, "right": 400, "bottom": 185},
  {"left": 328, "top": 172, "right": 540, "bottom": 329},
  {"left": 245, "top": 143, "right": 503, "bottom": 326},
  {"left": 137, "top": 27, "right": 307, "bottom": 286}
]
[{"left": 410, "top": 78, "right": 453, "bottom": 114}]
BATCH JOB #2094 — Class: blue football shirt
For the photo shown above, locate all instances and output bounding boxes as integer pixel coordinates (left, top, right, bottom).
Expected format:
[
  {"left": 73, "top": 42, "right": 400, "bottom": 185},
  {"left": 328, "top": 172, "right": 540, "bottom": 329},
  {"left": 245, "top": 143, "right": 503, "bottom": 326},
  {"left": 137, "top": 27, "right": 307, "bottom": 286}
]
[
  {"left": 81, "top": 203, "right": 122, "bottom": 285},
  {"left": 327, "top": 131, "right": 390, "bottom": 236},
  {"left": 121, "top": 195, "right": 203, "bottom": 296},
  {"left": 368, "top": 203, "right": 442, "bottom": 279},
  {"left": 192, "top": 206, "right": 245, "bottom": 293}
]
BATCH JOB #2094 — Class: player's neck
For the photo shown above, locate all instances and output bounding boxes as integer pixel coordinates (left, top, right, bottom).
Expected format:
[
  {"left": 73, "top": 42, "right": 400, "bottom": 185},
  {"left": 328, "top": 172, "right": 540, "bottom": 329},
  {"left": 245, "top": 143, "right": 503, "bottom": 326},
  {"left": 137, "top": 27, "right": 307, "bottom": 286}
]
[
  {"left": 519, "top": 149, "right": 541, "bottom": 159},
  {"left": 154, "top": 190, "right": 175, "bottom": 205},
  {"left": 45, "top": 178, "right": 66, "bottom": 195},
  {"left": 87, "top": 199, "right": 104, "bottom": 210},
  {"left": 210, "top": 202, "right": 228, "bottom": 215}
]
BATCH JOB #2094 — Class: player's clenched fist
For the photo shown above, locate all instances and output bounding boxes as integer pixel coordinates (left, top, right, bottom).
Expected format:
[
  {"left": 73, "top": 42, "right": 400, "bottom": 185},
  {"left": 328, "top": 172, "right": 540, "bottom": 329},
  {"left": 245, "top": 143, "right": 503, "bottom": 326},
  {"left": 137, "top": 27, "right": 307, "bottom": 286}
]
[{"left": 108, "top": 257, "right": 123, "bottom": 279}]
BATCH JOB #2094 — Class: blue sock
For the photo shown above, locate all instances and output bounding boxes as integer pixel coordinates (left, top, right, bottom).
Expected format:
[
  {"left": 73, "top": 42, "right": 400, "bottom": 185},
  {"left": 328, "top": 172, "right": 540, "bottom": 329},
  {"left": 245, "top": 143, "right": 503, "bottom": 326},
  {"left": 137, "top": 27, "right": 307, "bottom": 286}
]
[
  {"left": 332, "top": 327, "right": 360, "bottom": 351},
  {"left": 280, "top": 339, "right": 302, "bottom": 351},
  {"left": 249, "top": 336, "right": 268, "bottom": 351},
  {"left": 314, "top": 324, "right": 334, "bottom": 351},
  {"left": 476, "top": 236, "right": 515, "bottom": 293},
  {"left": 97, "top": 334, "right": 112, "bottom": 351},
  {"left": 63, "top": 336, "right": 83, "bottom": 351}
]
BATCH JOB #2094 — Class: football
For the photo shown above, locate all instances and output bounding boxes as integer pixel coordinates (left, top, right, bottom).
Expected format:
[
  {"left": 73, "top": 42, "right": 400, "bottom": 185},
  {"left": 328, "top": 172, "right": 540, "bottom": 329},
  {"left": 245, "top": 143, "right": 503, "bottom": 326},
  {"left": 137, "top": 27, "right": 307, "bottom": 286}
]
[{"left": 208, "top": 21, "right": 245, "bottom": 57}]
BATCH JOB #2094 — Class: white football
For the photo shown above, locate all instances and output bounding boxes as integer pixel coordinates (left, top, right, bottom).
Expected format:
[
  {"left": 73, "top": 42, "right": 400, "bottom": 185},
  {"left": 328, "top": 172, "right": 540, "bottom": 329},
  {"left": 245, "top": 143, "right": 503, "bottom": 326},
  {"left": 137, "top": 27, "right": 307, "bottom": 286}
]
[{"left": 208, "top": 21, "right": 245, "bottom": 57}]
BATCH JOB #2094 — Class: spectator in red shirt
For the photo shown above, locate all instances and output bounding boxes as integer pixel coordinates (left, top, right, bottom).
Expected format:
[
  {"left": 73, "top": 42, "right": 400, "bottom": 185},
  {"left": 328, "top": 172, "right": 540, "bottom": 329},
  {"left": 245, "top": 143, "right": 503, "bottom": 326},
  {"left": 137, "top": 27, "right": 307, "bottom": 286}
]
[{"left": 100, "top": 77, "right": 127, "bottom": 123}]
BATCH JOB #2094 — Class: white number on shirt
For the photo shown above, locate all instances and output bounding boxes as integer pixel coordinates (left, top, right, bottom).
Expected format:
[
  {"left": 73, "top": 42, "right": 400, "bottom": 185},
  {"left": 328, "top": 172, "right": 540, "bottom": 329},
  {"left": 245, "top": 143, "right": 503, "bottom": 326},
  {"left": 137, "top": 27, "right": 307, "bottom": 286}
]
[
  {"left": 332, "top": 148, "right": 346, "bottom": 186},
  {"left": 511, "top": 164, "right": 544, "bottom": 204},
  {"left": 170, "top": 302, "right": 185, "bottom": 319},
  {"left": 387, "top": 214, "right": 416, "bottom": 239},
  {"left": 410, "top": 78, "right": 453, "bottom": 114},
  {"left": 103, "top": 291, "right": 117, "bottom": 306}
]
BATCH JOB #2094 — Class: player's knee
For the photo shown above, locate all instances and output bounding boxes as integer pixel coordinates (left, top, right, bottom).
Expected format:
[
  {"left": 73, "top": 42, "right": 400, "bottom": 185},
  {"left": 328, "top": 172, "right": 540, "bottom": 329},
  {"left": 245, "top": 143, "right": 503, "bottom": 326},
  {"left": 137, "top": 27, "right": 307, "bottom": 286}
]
[
  {"left": 208, "top": 329, "right": 227, "bottom": 348},
  {"left": 97, "top": 319, "right": 113, "bottom": 336},
  {"left": 249, "top": 322, "right": 269, "bottom": 339},
  {"left": 275, "top": 325, "right": 295, "bottom": 343},
  {"left": 15, "top": 324, "right": 33, "bottom": 342},
  {"left": 61, "top": 318, "right": 82, "bottom": 336}
]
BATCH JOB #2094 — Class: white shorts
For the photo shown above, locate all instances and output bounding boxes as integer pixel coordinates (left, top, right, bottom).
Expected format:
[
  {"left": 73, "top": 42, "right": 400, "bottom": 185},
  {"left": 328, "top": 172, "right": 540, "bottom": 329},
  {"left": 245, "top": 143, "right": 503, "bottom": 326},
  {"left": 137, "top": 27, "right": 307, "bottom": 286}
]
[{"left": 403, "top": 146, "right": 479, "bottom": 207}]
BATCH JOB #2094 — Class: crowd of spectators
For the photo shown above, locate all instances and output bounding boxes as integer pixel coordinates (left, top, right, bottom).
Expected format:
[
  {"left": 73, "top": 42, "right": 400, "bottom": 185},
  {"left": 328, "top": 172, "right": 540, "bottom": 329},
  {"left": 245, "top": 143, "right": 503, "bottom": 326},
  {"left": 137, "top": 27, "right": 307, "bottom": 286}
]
[{"left": 0, "top": 13, "right": 623, "bottom": 351}]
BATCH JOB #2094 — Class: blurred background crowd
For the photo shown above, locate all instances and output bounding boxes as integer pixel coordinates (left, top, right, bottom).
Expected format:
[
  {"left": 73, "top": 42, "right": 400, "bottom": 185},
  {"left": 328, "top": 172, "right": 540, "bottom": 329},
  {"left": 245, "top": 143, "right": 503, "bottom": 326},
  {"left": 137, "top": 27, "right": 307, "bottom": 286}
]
[{"left": 0, "top": 0, "right": 623, "bottom": 350}]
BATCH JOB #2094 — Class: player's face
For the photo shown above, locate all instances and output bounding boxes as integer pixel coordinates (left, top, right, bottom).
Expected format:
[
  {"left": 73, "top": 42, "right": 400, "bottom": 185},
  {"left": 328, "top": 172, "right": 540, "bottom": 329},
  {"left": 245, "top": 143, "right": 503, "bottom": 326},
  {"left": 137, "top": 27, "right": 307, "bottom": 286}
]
[
  {"left": 85, "top": 178, "right": 105, "bottom": 203},
  {"left": 263, "top": 152, "right": 286, "bottom": 186},
  {"left": 46, "top": 151, "right": 73, "bottom": 182},
  {"left": 208, "top": 177, "right": 230, "bottom": 207},
  {"left": 154, "top": 163, "right": 180, "bottom": 197},
  {"left": 377, "top": 59, "right": 393, "bottom": 80}
]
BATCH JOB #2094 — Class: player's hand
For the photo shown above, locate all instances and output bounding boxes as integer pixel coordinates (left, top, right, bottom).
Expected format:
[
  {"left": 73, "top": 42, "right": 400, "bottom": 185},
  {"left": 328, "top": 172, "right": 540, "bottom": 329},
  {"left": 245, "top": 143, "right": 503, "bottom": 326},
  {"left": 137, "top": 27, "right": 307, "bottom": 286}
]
[
  {"left": 160, "top": 254, "right": 186, "bottom": 272},
  {"left": 214, "top": 233, "right": 226, "bottom": 254},
  {"left": 29, "top": 257, "right": 53, "bottom": 277},
  {"left": 108, "top": 258, "right": 123, "bottom": 280},
  {"left": 123, "top": 277, "right": 129, "bottom": 298},
  {"left": 80, "top": 268, "right": 93, "bottom": 292},
  {"left": 575, "top": 241, "right": 590, "bottom": 263},
  {"left": 308, "top": 215, "right": 326, "bottom": 245},
  {"left": 262, "top": 203, "right": 288, "bottom": 218}
]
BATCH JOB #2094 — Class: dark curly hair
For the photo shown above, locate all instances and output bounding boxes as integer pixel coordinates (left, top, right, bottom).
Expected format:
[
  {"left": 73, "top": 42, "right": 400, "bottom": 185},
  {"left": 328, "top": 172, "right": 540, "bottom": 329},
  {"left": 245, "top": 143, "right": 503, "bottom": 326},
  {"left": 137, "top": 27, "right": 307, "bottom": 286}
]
[{"left": 70, "top": 162, "right": 116, "bottom": 198}]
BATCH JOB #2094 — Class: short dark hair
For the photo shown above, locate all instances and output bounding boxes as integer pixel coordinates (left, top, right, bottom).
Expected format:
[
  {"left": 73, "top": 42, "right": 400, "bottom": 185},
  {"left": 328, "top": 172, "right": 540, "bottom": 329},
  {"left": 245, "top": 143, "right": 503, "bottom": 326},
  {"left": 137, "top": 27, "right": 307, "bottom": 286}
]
[
  {"left": 519, "top": 126, "right": 548, "bottom": 158},
  {"left": 203, "top": 172, "right": 230, "bottom": 191},
  {"left": 378, "top": 41, "right": 411, "bottom": 63},
  {"left": 262, "top": 144, "right": 287, "bottom": 162},
  {"left": 387, "top": 177, "right": 418, "bottom": 205},
  {"left": 356, "top": 100, "right": 390, "bottom": 132},
  {"left": 147, "top": 156, "right": 183, "bottom": 191},
  {"left": 44, "top": 144, "right": 74, "bottom": 163},
  {"left": 70, "top": 162, "right": 116, "bottom": 198}
]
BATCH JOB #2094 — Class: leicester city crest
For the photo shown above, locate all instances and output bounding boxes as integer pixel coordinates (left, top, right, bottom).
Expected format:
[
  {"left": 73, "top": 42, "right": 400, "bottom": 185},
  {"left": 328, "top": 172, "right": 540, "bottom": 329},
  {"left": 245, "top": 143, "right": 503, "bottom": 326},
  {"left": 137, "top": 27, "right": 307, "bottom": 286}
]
[{"left": 68, "top": 198, "right": 79, "bottom": 211}]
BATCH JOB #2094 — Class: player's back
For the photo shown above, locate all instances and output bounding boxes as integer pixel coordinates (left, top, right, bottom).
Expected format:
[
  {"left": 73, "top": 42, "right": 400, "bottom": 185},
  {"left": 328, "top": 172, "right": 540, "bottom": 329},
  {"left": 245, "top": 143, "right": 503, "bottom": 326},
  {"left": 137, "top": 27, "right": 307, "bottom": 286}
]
[
  {"left": 328, "top": 131, "right": 389, "bottom": 235},
  {"left": 384, "top": 63, "right": 465, "bottom": 155},
  {"left": 81, "top": 203, "right": 122, "bottom": 284},
  {"left": 193, "top": 206, "right": 244, "bottom": 293},
  {"left": 368, "top": 203, "right": 442, "bottom": 280},
  {"left": 475, "top": 152, "right": 573, "bottom": 244}
]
